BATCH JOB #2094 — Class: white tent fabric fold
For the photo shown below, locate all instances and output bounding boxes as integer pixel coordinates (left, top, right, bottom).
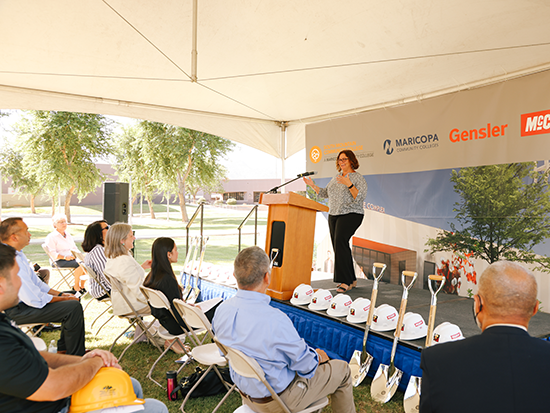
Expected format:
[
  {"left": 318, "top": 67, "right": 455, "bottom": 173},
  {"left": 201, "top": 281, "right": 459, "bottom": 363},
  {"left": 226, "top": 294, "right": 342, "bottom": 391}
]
[{"left": 1, "top": 0, "right": 550, "bottom": 158}]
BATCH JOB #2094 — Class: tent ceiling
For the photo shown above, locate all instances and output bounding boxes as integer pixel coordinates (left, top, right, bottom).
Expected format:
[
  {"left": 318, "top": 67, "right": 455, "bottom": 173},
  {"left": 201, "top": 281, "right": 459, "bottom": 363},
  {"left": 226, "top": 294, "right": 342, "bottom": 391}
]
[{"left": 1, "top": 0, "right": 550, "bottom": 158}]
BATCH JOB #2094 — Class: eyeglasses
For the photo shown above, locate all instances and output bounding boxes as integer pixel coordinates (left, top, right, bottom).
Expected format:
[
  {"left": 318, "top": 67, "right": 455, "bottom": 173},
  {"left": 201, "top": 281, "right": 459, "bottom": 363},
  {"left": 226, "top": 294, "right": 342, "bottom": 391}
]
[
  {"left": 338, "top": 157, "right": 349, "bottom": 163},
  {"left": 102, "top": 225, "right": 110, "bottom": 231}
]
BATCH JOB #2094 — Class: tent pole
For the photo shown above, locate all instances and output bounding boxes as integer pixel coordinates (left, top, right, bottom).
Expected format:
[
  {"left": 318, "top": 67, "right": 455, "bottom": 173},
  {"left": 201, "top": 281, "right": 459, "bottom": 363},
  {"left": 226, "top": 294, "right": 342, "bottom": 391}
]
[
  {"left": 191, "top": 0, "right": 198, "bottom": 82},
  {"left": 279, "top": 122, "right": 287, "bottom": 192}
]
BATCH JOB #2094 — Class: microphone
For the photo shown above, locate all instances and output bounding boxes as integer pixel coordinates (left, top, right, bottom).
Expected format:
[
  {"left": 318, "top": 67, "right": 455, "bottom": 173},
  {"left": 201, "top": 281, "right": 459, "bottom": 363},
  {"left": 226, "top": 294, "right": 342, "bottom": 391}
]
[{"left": 297, "top": 171, "right": 317, "bottom": 178}]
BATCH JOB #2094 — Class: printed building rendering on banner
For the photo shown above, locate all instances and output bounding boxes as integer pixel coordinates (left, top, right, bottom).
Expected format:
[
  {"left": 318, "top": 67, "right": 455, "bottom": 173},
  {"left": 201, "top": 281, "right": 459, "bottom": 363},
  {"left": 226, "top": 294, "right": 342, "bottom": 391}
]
[{"left": 306, "top": 70, "right": 550, "bottom": 310}]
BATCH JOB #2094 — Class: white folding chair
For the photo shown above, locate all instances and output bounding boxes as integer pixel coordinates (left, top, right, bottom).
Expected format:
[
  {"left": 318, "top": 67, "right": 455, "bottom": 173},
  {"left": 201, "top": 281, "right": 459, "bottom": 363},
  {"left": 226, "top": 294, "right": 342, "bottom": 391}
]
[
  {"left": 80, "top": 263, "right": 115, "bottom": 336},
  {"left": 71, "top": 249, "right": 87, "bottom": 262},
  {"left": 140, "top": 286, "right": 195, "bottom": 388},
  {"left": 173, "top": 299, "right": 236, "bottom": 413},
  {"left": 217, "top": 340, "right": 329, "bottom": 413},
  {"left": 42, "top": 243, "right": 74, "bottom": 291},
  {"left": 18, "top": 323, "right": 48, "bottom": 337},
  {"left": 104, "top": 271, "right": 162, "bottom": 361}
]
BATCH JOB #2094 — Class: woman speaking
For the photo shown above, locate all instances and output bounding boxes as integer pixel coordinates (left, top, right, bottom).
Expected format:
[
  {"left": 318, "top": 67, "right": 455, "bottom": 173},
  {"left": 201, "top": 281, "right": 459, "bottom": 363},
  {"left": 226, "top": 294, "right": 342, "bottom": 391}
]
[{"left": 304, "top": 149, "right": 367, "bottom": 293}]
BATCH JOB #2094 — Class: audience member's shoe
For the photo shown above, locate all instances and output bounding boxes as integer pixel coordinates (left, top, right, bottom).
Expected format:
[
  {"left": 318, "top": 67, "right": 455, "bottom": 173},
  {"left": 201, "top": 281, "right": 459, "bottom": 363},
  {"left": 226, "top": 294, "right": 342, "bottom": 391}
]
[
  {"left": 42, "top": 323, "right": 62, "bottom": 332},
  {"left": 164, "top": 339, "right": 190, "bottom": 354}
]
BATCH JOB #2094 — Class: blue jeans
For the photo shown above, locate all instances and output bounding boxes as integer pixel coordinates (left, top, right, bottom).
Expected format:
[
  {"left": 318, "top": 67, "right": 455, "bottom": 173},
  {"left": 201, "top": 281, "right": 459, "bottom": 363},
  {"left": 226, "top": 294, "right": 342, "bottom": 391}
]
[{"left": 59, "top": 378, "right": 168, "bottom": 413}]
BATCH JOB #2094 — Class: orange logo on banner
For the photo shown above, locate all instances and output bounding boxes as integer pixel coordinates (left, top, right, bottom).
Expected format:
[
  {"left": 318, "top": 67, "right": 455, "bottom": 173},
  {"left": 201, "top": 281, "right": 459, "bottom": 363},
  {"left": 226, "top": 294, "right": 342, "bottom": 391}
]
[
  {"left": 309, "top": 146, "right": 322, "bottom": 163},
  {"left": 521, "top": 109, "right": 550, "bottom": 137}
]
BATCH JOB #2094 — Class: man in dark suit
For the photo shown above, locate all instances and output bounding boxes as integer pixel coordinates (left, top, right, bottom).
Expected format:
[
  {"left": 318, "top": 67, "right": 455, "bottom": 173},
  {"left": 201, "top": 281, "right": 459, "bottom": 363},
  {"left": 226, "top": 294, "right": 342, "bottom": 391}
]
[{"left": 420, "top": 260, "right": 550, "bottom": 413}]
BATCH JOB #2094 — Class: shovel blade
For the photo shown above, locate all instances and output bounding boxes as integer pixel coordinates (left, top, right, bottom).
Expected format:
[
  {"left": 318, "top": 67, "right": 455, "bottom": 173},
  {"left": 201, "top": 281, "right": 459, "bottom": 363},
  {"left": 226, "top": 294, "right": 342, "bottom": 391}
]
[
  {"left": 371, "top": 363, "right": 403, "bottom": 403},
  {"left": 403, "top": 375, "right": 421, "bottom": 413},
  {"left": 349, "top": 350, "right": 373, "bottom": 387}
]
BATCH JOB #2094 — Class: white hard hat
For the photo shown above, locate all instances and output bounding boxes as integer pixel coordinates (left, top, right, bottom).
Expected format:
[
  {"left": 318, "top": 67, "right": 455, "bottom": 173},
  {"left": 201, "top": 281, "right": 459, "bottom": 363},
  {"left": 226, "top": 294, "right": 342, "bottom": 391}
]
[
  {"left": 290, "top": 284, "right": 314, "bottom": 305},
  {"left": 308, "top": 289, "right": 333, "bottom": 311},
  {"left": 346, "top": 298, "right": 371, "bottom": 323},
  {"left": 371, "top": 304, "right": 399, "bottom": 332},
  {"left": 432, "top": 322, "right": 465, "bottom": 344},
  {"left": 400, "top": 312, "right": 427, "bottom": 340},
  {"left": 327, "top": 294, "right": 352, "bottom": 317}
]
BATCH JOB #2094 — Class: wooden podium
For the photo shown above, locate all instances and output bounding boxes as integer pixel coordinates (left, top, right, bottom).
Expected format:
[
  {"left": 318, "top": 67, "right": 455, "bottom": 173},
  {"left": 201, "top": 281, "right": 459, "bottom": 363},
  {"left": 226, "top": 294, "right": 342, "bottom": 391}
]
[{"left": 260, "top": 192, "right": 329, "bottom": 300}]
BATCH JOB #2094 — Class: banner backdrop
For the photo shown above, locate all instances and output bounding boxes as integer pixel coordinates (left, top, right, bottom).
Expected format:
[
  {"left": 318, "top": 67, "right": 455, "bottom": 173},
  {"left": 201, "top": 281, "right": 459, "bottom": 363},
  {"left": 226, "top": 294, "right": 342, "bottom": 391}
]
[
  {"left": 305, "top": 70, "right": 550, "bottom": 305},
  {"left": 306, "top": 70, "right": 550, "bottom": 176}
]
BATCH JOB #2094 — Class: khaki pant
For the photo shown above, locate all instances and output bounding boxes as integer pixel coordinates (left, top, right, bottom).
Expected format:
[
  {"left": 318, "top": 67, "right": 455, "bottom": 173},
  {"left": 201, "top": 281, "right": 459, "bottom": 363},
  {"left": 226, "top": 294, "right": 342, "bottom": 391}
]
[{"left": 243, "top": 359, "right": 356, "bottom": 413}]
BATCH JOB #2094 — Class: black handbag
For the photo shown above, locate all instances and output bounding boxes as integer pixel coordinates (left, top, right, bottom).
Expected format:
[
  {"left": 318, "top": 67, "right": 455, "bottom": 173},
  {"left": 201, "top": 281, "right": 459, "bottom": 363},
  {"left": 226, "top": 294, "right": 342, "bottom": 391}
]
[{"left": 171, "top": 366, "right": 233, "bottom": 399}]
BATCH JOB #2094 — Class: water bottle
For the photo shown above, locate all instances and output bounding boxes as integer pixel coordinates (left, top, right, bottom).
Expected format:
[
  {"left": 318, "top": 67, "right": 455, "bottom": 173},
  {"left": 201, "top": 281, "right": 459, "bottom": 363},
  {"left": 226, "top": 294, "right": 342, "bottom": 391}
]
[
  {"left": 166, "top": 371, "right": 178, "bottom": 400},
  {"left": 48, "top": 340, "right": 57, "bottom": 353}
]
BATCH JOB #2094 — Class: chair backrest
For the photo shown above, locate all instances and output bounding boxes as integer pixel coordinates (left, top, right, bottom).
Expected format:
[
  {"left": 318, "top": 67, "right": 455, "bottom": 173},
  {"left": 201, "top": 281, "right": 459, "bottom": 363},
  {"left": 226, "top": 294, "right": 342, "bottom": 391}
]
[
  {"left": 140, "top": 285, "right": 171, "bottom": 311},
  {"left": 42, "top": 243, "right": 57, "bottom": 264},
  {"left": 173, "top": 298, "right": 214, "bottom": 345},
  {"left": 218, "top": 340, "right": 291, "bottom": 413},
  {"left": 80, "top": 263, "right": 110, "bottom": 297},
  {"left": 71, "top": 249, "right": 86, "bottom": 262},
  {"left": 104, "top": 270, "right": 149, "bottom": 317}
]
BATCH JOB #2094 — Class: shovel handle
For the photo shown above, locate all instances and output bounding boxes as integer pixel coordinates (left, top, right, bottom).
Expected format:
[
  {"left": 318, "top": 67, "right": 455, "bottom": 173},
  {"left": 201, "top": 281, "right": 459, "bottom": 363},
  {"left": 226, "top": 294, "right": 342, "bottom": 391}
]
[
  {"left": 373, "top": 262, "right": 385, "bottom": 269},
  {"left": 402, "top": 271, "right": 416, "bottom": 277},
  {"left": 394, "top": 298, "right": 408, "bottom": 339},
  {"left": 428, "top": 274, "right": 445, "bottom": 281},
  {"left": 425, "top": 304, "right": 437, "bottom": 347},
  {"left": 366, "top": 288, "right": 378, "bottom": 327}
]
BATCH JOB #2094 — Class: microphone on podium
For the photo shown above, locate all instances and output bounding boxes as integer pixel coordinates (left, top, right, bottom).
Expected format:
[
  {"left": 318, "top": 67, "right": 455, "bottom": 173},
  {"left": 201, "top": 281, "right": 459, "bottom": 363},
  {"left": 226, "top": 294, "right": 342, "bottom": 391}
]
[{"left": 297, "top": 171, "right": 317, "bottom": 178}]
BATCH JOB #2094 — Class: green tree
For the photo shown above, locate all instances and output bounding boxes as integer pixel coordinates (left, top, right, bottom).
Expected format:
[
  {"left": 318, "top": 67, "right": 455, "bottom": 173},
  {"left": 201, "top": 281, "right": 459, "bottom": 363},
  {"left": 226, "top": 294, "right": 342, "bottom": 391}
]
[
  {"left": 0, "top": 147, "right": 43, "bottom": 213},
  {"left": 426, "top": 163, "right": 550, "bottom": 268},
  {"left": 138, "top": 121, "right": 234, "bottom": 222},
  {"left": 17, "top": 111, "right": 112, "bottom": 222}
]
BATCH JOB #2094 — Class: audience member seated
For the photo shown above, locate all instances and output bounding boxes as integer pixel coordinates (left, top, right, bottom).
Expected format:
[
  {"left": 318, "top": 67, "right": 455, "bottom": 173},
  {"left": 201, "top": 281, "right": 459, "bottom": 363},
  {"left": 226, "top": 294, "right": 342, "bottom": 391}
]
[
  {"left": 213, "top": 246, "right": 356, "bottom": 413},
  {"left": 143, "top": 237, "right": 219, "bottom": 353},
  {"left": 0, "top": 243, "right": 168, "bottom": 413},
  {"left": 104, "top": 223, "right": 151, "bottom": 316},
  {"left": 420, "top": 261, "right": 550, "bottom": 413},
  {"left": 0, "top": 217, "right": 86, "bottom": 356},
  {"left": 82, "top": 220, "right": 111, "bottom": 300},
  {"left": 44, "top": 213, "right": 86, "bottom": 292}
]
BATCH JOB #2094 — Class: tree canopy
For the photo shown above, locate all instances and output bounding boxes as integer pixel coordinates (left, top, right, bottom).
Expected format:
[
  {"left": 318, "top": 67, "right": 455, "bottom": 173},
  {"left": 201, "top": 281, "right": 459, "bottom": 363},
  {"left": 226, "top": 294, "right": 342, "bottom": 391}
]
[
  {"left": 16, "top": 111, "right": 112, "bottom": 221},
  {"left": 426, "top": 162, "right": 550, "bottom": 269}
]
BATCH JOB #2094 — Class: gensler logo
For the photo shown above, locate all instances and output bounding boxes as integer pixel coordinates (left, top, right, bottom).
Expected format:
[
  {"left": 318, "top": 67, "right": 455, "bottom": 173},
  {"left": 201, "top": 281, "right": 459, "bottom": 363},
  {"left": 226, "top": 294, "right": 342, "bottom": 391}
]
[
  {"left": 449, "top": 123, "right": 508, "bottom": 143},
  {"left": 384, "top": 134, "right": 439, "bottom": 155},
  {"left": 521, "top": 109, "right": 550, "bottom": 137}
]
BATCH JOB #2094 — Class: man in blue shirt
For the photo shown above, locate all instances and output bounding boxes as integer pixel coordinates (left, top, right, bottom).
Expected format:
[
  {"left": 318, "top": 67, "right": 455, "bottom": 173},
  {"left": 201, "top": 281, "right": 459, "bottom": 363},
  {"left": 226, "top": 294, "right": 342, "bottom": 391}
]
[
  {"left": 213, "top": 246, "right": 355, "bottom": 413},
  {"left": 0, "top": 217, "right": 85, "bottom": 355}
]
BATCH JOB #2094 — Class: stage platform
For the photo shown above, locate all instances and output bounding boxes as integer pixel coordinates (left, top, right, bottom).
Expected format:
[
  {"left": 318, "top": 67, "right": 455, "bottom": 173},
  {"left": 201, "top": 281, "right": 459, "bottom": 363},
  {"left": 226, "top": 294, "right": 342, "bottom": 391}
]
[{"left": 183, "top": 271, "right": 550, "bottom": 390}]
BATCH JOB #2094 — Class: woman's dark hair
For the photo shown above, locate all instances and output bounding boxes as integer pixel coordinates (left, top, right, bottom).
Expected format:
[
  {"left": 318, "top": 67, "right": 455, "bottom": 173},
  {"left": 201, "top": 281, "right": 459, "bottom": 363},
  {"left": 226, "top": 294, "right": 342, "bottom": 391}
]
[
  {"left": 336, "top": 150, "right": 360, "bottom": 172},
  {"left": 81, "top": 220, "right": 108, "bottom": 252},
  {"left": 144, "top": 237, "right": 181, "bottom": 293}
]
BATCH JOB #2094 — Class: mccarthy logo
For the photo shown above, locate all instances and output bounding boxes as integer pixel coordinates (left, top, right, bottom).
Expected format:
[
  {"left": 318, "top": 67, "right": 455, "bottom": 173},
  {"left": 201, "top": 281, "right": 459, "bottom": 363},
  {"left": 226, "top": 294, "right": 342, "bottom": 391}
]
[
  {"left": 521, "top": 110, "right": 550, "bottom": 137},
  {"left": 383, "top": 139, "right": 393, "bottom": 155}
]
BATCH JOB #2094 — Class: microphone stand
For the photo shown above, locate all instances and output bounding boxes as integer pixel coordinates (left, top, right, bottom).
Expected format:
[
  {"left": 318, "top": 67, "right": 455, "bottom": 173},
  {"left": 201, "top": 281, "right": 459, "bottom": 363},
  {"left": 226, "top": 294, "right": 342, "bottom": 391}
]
[{"left": 266, "top": 175, "right": 304, "bottom": 194}]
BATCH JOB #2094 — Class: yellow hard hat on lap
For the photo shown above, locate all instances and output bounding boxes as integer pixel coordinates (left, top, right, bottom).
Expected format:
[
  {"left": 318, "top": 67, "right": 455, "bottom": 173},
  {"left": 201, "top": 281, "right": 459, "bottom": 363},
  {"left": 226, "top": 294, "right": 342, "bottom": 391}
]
[{"left": 69, "top": 367, "right": 145, "bottom": 413}]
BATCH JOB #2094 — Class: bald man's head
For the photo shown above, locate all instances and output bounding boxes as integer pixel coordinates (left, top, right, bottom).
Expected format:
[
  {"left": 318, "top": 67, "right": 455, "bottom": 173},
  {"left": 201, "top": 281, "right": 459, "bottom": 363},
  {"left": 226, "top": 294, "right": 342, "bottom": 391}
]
[{"left": 478, "top": 261, "right": 538, "bottom": 321}]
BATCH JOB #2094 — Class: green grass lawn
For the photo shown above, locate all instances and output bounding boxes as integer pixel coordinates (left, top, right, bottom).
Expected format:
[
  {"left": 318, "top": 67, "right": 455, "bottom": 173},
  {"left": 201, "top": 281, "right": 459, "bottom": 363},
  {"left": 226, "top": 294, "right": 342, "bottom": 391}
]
[{"left": 7, "top": 205, "right": 406, "bottom": 412}]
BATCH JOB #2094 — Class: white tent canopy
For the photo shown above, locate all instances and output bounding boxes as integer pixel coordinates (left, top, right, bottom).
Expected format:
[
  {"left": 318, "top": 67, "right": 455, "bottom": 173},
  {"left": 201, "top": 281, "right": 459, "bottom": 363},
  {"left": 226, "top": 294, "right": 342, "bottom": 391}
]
[{"left": 1, "top": 0, "right": 550, "bottom": 159}]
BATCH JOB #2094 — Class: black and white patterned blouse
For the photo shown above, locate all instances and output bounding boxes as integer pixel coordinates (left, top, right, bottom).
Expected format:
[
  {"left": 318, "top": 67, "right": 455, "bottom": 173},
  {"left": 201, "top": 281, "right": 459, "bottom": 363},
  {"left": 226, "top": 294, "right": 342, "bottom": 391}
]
[
  {"left": 318, "top": 171, "right": 368, "bottom": 216},
  {"left": 84, "top": 244, "right": 111, "bottom": 298}
]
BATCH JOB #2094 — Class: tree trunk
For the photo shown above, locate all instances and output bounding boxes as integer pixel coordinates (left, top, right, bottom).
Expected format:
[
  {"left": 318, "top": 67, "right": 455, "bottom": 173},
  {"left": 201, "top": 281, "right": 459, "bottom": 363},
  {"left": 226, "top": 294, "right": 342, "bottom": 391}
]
[
  {"left": 178, "top": 191, "right": 188, "bottom": 223},
  {"left": 30, "top": 195, "right": 36, "bottom": 214},
  {"left": 64, "top": 186, "right": 75, "bottom": 223},
  {"left": 51, "top": 196, "right": 56, "bottom": 217},
  {"left": 147, "top": 196, "right": 156, "bottom": 219}
]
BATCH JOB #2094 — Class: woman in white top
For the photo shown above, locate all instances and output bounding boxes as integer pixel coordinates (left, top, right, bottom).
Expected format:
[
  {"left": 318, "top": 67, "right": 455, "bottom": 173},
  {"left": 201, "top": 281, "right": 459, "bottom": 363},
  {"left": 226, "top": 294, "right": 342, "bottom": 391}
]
[
  {"left": 44, "top": 213, "right": 86, "bottom": 292},
  {"left": 104, "top": 223, "right": 152, "bottom": 316}
]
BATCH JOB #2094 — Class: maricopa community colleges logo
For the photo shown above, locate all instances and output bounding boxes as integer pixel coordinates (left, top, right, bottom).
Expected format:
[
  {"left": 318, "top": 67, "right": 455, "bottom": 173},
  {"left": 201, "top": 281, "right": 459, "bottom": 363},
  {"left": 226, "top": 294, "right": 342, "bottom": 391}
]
[{"left": 309, "top": 146, "right": 322, "bottom": 163}]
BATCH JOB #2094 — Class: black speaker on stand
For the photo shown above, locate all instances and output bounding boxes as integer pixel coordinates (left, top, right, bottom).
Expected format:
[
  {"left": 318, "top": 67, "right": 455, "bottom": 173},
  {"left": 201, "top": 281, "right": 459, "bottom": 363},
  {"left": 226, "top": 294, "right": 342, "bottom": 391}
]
[{"left": 103, "top": 182, "right": 129, "bottom": 225}]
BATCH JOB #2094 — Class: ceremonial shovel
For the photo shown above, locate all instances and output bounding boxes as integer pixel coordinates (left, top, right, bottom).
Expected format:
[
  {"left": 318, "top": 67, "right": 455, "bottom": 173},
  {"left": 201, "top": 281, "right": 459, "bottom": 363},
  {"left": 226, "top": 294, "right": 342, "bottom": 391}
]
[
  {"left": 371, "top": 270, "right": 418, "bottom": 403},
  {"left": 186, "top": 236, "right": 209, "bottom": 304},
  {"left": 403, "top": 274, "right": 445, "bottom": 413},
  {"left": 182, "top": 237, "right": 200, "bottom": 300},
  {"left": 349, "top": 262, "right": 387, "bottom": 387}
]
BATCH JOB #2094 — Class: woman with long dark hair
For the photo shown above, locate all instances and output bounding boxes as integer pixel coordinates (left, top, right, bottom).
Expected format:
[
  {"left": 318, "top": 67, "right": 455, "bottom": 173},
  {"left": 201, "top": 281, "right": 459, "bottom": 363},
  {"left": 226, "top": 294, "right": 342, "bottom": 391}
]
[
  {"left": 144, "top": 237, "right": 219, "bottom": 353},
  {"left": 81, "top": 220, "right": 111, "bottom": 300}
]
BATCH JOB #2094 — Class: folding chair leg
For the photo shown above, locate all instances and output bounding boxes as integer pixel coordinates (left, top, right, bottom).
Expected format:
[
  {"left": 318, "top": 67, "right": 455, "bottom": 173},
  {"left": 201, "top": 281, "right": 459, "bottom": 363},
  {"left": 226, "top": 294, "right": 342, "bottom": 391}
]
[
  {"left": 179, "top": 364, "right": 235, "bottom": 413},
  {"left": 94, "top": 315, "right": 115, "bottom": 336},
  {"left": 118, "top": 318, "right": 162, "bottom": 362},
  {"left": 109, "top": 320, "right": 136, "bottom": 353},
  {"left": 147, "top": 337, "right": 192, "bottom": 389},
  {"left": 91, "top": 306, "right": 112, "bottom": 329}
]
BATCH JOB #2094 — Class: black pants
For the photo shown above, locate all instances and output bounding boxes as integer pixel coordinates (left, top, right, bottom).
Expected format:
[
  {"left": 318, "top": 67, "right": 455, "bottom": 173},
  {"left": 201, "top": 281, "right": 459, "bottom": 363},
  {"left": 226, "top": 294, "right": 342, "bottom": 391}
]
[
  {"left": 328, "top": 213, "right": 364, "bottom": 285},
  {"left": 6, "top": 300, "right": 86, "bottom": 356}
]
